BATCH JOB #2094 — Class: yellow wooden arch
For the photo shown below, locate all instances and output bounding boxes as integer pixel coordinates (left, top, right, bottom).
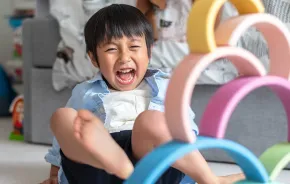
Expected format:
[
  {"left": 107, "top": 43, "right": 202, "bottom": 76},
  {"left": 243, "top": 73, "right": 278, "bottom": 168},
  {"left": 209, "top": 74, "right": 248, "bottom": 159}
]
[{"left": 187, "top": 0, "right": 265, "bottom": 53}]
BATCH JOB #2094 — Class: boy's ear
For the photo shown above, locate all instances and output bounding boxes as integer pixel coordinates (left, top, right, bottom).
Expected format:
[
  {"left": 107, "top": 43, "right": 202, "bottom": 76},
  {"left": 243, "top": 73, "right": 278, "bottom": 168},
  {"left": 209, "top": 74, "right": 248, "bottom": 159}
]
[{"left": 88, "top": 52, "right": 99, "bottom": 68}]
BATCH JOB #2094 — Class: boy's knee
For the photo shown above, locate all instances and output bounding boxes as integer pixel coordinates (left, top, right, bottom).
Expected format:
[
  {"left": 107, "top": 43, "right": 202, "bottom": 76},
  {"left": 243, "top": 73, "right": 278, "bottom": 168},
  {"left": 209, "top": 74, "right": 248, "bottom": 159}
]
[
  {"left": 136, "top": 110, "right": 164, "bottom": 125},
  {"left": 50, "top": 108, "right": 77, "bottom": 130},
  {"left": 134, "top": 110, "right": 168, "bottom": 137}
]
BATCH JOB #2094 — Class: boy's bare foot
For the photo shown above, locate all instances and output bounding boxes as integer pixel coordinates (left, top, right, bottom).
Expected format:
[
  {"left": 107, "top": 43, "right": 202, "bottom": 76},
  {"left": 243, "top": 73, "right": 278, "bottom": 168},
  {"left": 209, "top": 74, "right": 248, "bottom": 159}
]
[
  {"left": 218, "top": 173, "right": 245, "bottom": 184},
  {"left": 73, "top": 110, "right": 134, "bottom": 179}
]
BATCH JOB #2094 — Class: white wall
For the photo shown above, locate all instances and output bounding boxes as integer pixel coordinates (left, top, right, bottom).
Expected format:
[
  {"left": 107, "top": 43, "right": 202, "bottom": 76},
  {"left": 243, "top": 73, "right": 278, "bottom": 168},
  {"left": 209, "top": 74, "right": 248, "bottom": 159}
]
[{"left": 0, "top": 0, "right": 13, "bottom": 64}]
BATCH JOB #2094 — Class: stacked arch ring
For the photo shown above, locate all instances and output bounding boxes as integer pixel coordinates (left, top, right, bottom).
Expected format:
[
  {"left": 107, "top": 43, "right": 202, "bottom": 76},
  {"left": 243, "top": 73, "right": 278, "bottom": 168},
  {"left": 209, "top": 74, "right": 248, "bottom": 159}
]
[
  {"left": 215, "top": 13, "right": 290, "bottom": 79},
  {"left": 165, "top": 47, "right": 266, "bottom": 142},
  {"left": 199, "top": 76, "right": 290, "bottom": 140},
  {"left": 187, "top": 0, "right": 265, "bottom": 53},
  {"left": 124, "top": 137, "right": 269, "bottom": 184},
  {"left": 259, "top": 143, "right": 290, "bottom": 181}
]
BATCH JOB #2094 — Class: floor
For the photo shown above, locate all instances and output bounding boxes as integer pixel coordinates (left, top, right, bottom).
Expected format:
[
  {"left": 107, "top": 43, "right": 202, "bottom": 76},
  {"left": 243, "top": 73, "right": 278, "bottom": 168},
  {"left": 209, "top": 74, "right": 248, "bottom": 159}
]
[
  {"left": 0, "top": 117, "right": 289, "bottom": 184},
  {"left": 0, "top": 118, "right": 49, "bottom": 184}
]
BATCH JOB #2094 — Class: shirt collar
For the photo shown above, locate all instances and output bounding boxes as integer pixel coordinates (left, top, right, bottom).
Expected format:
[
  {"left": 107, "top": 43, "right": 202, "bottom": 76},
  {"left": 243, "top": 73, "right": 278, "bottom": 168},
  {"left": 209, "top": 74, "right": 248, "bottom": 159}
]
[{"left": 87, "top": 71, "right": 104, "bottom": 83}]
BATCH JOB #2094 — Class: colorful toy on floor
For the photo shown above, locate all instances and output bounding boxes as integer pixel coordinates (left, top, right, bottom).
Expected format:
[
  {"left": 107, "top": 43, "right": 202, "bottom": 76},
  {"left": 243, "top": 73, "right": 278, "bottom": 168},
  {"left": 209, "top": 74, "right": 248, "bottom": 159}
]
[
  {"left": 125, "top": 0, "right": 290, "bottom": 183},
  {"left": 9, "top": 95, "right": 24, "bottom": 141},
  {"left": 4, "top": 12, "right": 33, "bottom": 84}
]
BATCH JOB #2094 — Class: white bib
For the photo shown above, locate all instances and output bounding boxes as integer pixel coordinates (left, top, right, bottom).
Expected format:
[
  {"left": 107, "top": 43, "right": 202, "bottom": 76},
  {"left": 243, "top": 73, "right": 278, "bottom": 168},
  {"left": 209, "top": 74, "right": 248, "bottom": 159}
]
[{"left": 103, "top": 80, "right": 152, "bottom": 133}]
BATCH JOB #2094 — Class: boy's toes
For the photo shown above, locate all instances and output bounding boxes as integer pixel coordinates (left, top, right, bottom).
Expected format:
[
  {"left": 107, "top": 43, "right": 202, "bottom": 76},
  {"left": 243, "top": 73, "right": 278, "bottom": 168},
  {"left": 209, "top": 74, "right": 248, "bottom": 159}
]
[
  {"left": 78, "top": 109, "right": 96, "bottom": 121},
  {"left": 118, "top": 161, "right": 134, "bottom": 179},
  {"left": 73, "top": 116, "right": 83, "bottom": 139},
  {"left": 107, "top": 156, "right": 134, "bottom": 179},
  {"left": 73, "top": 116, "right": 82, "bottom": 132}
]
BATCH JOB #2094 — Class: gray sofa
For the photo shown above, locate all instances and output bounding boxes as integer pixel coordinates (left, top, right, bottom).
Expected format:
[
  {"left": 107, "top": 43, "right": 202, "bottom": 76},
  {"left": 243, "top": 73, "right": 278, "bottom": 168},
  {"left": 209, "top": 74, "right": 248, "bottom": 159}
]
[{"left": 23, "top": 0, "right": 289, "bottom": 168}]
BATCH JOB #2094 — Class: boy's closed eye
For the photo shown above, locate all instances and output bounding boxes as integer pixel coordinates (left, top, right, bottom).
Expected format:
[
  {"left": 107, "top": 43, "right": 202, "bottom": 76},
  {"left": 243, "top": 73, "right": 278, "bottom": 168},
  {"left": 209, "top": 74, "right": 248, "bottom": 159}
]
[
  {"left": 105, "top": 46, "right": 140, "bottom": 52},
  {"left": 105, "top": 48, "right": 117, "bottom": 52},
  {"left": 130, "top": 45, "right": 141, "bottom": 50}
]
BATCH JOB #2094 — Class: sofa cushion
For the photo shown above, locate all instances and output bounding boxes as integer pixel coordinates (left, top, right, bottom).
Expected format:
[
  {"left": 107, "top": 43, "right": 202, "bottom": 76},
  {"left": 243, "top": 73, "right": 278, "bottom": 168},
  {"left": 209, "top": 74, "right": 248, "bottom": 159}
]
[
  {"left": 23, "top": 16, "right": 61, "bottom": 68},
  {"left": 24, "top": 68, "right": 71, "bottom": 144}
]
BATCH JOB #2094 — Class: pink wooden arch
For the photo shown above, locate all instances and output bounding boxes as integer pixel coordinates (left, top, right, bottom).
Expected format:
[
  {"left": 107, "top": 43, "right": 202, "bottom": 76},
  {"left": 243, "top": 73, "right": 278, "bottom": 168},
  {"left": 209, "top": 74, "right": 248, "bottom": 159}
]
[
  {"left": 215, "top": 14, "right": 290, "bottom": 79},
  {"left": 165, "top": 47, "right": 266, "bottom": 143},
  {"left": 199, "top": 76, "right": 290, "bottom": 141}
]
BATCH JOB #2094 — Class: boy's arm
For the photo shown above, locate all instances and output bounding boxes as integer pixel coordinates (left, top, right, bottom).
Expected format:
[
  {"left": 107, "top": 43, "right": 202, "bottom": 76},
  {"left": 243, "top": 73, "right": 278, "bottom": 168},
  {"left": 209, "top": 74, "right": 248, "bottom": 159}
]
[
  {"left": 50, "top": 165, "right": 60, "bottom": 177},
  {"left": 40, "top": 165, "right": 59, "bottom": 184},
  {"left": 42, "top": 137, "right": 61, "bottom": 183}
]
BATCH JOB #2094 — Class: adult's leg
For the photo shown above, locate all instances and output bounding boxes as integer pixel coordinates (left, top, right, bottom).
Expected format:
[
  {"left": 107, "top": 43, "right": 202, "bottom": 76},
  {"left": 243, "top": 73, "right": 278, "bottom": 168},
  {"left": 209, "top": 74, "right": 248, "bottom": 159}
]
[
  {"left": 131, "top": 110, "right": 244, "bottom": 184},
  {"left": 50, "top": 108, "right": 133, "bottom": 179}
]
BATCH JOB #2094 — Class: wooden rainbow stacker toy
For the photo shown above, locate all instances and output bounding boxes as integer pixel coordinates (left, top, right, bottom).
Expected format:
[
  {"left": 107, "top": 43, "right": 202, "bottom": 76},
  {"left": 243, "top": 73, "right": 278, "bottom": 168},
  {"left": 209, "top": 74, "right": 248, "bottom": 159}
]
[{"left": 125, "top": 0, "right": 290, "bottom": 183}]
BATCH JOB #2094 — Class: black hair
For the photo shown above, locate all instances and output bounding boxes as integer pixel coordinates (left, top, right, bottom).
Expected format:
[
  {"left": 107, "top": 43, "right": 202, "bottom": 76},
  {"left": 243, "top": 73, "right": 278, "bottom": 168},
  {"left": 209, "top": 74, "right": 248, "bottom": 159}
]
[{"left": 84, "top": 4, "right": 154, "bottom": 64}]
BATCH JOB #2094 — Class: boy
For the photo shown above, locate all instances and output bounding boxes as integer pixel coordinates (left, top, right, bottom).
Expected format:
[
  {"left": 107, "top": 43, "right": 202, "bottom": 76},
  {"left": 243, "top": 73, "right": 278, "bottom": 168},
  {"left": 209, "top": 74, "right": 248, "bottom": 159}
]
[{"left": 42, "top": 4, "right": 244, "bottom": 184}]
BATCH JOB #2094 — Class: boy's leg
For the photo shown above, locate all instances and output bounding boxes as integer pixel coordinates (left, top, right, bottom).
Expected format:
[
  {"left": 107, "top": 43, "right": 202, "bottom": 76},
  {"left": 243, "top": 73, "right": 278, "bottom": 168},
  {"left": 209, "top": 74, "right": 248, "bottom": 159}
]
[
  {"left": 131, "top": 110, "right": 245, "bottom": 184},
  {"left": 50, "top": 108, "right": 134, "bottom": 179}
]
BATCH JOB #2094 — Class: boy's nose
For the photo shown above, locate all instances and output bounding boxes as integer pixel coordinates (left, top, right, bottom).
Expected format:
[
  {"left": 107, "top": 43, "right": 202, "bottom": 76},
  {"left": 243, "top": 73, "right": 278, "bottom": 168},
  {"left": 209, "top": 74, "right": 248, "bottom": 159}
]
[
  {"left": 119, "top": 59, "right": 130, "bottom": 64},
  {"left": 119, "top": 52, "right": 131, "bottom": 64}
]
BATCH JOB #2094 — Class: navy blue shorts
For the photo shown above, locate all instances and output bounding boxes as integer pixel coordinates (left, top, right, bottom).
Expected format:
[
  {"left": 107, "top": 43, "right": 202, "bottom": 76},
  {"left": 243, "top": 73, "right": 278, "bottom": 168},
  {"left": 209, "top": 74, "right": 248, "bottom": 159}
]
[{"left": 60, "top": 130, "right": 185, "bottom": 184}]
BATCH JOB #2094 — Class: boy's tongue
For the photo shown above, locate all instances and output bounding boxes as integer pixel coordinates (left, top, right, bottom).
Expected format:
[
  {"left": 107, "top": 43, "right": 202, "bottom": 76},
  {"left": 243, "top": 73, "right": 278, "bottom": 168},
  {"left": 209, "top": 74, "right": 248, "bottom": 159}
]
[
  {"left": 116, "top": 69, "right": 135, "bottom": 83},
  {"left": 118, "top": 72, "right": 132, "bottom": 81}
]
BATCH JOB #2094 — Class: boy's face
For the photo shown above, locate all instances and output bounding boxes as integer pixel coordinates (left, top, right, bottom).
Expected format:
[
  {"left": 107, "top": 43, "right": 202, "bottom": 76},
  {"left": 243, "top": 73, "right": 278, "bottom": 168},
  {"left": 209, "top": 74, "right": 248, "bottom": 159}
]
[{"left": 93, "top": 35, "right": 149, "bottom": 91}]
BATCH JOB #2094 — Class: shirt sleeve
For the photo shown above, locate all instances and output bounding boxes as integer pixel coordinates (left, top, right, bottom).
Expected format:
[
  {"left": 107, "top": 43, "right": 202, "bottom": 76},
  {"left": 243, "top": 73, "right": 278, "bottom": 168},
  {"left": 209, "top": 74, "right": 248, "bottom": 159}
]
[
  {"left": 189, "top": 107, "right": 199, "bottom": 135},
  {"left": 44, "top": 83, "right": 87, "bottom": 166},
  {"left": 44, "top": 137, "right": 61, "bottom": 166}
]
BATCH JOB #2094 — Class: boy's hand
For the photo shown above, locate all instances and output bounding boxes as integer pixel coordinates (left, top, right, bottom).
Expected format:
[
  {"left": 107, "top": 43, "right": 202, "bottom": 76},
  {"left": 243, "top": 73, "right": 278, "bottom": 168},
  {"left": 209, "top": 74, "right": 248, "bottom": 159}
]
[
  {"left": 40, "top": 165, "right": 59, "bottom": 184},
  {"left": 40, "top": 176, "right": 58, "bottom": 184}
]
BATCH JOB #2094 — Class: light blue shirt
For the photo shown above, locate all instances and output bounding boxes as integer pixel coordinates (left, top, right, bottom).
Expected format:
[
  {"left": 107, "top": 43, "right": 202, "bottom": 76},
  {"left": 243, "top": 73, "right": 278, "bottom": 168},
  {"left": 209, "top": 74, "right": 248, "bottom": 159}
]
[{"left": 45, "top": 69, "right": 198, "bottom": 184}]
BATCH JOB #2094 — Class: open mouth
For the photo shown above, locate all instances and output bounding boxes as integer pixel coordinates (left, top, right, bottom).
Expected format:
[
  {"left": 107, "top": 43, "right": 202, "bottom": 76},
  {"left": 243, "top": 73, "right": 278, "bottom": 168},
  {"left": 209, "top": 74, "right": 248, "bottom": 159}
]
[{"left": 116, "top": 69, "right": 136, "bottom": 85}]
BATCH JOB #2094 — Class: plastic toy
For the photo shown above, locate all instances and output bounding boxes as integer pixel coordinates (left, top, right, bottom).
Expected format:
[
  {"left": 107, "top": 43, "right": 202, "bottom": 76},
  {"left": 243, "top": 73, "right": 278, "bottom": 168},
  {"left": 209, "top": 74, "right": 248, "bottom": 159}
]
[
  {"left": 0, "top": 66, "right": 17, "bottom": 116},
  {"left": 8, "top": 16, "right": 24, "bottom": 58},
  {"left": 9, "top": 95, "right": 24, "bottom": 141},
  {"left": 123, "top": 0, "right": 290, "bottom": 183}
]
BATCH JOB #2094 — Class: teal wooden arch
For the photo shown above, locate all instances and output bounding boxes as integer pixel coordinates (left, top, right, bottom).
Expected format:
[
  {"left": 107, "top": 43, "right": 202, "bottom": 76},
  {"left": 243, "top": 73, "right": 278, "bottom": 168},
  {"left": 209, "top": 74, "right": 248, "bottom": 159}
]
[{"left": 124, "top": 137, "right": 269, "bottom": 184}]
